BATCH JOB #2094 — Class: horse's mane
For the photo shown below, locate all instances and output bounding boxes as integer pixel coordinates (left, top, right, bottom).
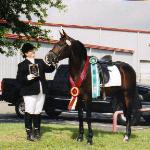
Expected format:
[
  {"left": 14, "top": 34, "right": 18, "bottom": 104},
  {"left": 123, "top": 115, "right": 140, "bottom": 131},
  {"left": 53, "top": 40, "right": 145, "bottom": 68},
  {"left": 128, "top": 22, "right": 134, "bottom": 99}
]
[{"left": 71, "top": 40, "right": 87, "bottom": 60}]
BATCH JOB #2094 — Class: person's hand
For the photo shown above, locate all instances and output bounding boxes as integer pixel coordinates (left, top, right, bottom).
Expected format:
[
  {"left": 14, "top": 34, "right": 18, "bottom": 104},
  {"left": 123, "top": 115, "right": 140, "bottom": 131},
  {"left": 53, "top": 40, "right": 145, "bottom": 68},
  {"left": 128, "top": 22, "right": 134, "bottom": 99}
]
[
  {"left": 51, "top": 62, "right": 58, "bottom": 69},
  {"left": 43, "top": 58, "right": 58, "bottom": 69},
  {"left": 27, "top": 74, "right": 36, "bottom": 80}
]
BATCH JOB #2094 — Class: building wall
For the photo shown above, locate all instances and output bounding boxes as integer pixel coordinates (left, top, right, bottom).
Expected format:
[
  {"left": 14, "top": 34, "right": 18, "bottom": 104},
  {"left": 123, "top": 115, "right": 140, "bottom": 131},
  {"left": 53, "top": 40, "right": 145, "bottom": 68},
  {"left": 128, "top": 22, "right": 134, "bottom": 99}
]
[
  {"left": 1, "top": 24, "right": 150, "bottom": 84},
  {"left": 0, "top": 41, "right": 133, "bottom": 81},
  {"left": 0, "top": 43, "right": 69, "bottom": 81},
  {"left": 0, "top": 54, "right": 21, "bottom": 80}
]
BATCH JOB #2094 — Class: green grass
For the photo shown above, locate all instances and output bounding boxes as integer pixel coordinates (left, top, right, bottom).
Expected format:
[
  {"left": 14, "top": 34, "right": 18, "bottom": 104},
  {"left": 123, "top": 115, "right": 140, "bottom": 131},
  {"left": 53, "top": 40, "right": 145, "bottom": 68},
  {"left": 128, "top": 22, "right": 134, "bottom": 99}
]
[{"left": 0, "top": 122, "right": 150, "bottom": 150}]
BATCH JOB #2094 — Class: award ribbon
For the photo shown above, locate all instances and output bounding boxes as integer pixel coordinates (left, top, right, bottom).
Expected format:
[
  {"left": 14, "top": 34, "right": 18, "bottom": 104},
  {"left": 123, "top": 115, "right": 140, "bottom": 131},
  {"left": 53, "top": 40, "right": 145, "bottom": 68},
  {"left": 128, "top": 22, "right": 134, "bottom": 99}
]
[
  {"left": 90, "top": 56, "right": 100, "bottom": 99},
  {"left": 68, "top": 56, "right": 89, "bottom": 111}
]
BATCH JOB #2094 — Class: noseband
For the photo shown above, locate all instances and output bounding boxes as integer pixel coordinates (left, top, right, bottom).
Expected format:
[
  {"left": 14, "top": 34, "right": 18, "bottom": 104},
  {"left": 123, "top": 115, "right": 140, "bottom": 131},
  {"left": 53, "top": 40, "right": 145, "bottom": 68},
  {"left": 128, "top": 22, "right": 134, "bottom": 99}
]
[
  {"left": 48, "top": 51, "right": 59, "bottom": 63},
  {"left": 49, "top": 42, "right": 68, "bottom": 64}
]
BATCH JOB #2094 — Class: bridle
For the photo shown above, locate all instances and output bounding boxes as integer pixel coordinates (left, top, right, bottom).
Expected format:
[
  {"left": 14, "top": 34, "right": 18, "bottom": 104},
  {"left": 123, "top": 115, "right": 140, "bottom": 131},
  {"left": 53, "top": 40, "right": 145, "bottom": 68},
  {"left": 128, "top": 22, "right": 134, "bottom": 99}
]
[{"left": 48, "top": 41, "right": 69, "bottom": 64}]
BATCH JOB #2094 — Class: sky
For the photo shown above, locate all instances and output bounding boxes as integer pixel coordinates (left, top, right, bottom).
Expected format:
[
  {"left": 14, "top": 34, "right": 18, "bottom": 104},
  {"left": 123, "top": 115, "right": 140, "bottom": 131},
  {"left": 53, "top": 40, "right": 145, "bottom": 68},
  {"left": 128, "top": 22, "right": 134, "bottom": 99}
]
[{"left": 44, "top": 0, "right": 150, "bottom": 30}]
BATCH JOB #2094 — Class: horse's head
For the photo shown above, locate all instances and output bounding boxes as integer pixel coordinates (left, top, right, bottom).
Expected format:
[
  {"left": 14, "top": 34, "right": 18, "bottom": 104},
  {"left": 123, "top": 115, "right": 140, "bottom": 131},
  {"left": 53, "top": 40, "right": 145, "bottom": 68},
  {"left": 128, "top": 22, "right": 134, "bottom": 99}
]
[{"left": 45, "top": 29, "right": 74, "bottom": 65}]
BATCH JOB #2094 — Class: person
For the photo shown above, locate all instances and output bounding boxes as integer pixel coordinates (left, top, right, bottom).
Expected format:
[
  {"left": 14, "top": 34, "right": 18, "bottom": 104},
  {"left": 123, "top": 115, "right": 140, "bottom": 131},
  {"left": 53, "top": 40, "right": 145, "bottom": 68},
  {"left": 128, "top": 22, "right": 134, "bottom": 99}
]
[{"left": 16, "top": 43, "right": 55, "bottom": 141}]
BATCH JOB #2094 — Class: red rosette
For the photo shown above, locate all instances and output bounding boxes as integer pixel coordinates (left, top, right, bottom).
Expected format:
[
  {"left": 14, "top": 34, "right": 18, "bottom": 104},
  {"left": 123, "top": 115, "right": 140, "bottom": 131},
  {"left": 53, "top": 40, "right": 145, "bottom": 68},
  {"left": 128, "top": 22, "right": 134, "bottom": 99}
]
[{"left": 70, "top": 86, "right": 79, "bottom": 97}]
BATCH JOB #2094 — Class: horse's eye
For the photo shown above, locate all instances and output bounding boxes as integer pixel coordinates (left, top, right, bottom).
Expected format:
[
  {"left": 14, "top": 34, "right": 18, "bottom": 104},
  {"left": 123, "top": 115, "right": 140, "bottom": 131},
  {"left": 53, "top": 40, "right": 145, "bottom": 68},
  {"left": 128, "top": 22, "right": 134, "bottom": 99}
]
[{"left": 58, "top": 43, "right": 64, "bottom": 47}]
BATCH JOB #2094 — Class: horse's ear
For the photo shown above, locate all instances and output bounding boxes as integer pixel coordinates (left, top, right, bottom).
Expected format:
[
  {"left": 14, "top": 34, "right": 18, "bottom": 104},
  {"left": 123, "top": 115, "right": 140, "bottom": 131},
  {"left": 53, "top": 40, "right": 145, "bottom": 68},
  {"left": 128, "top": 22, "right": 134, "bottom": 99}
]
[
  {"left": 59, "top": 30, "right": 64, "bottom": 38},
  {"left": 62, "top": 29, "right": 68, "bottom": 37}
]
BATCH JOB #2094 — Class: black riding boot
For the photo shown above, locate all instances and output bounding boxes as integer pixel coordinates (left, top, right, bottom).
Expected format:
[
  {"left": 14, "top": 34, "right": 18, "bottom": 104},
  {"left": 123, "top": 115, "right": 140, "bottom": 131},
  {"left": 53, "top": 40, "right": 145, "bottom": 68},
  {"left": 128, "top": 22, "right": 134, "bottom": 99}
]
[
  {"left": 33, "top": 114, "right": 41, "bottom": 140},
  {"left": 25, "top": 112, "right": 34, "bottom": 141},
  {"left": 26, "top": 129, "right": 35, "bottom": 141}
]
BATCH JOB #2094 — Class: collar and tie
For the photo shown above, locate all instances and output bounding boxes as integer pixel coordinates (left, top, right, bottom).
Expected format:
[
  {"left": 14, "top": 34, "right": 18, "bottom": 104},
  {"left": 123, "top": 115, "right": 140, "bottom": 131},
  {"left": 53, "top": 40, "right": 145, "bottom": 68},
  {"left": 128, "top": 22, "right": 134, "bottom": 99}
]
[{"left": 26, "top": 57, "right": 35, "bottom": 64}]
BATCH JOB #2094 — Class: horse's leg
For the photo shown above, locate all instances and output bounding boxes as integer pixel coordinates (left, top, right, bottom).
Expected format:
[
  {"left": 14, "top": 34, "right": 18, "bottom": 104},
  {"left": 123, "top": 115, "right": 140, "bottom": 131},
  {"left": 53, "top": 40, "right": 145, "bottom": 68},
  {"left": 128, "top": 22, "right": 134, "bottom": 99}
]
[
  {"left": 77, "top": 100, "right": 84, "bottom": 142},
  {"left": 123, "top": 91, "right": 133, "bottom": 142},
  {"left": 86, "top": 100, "right": 93, "bottom": 145}
]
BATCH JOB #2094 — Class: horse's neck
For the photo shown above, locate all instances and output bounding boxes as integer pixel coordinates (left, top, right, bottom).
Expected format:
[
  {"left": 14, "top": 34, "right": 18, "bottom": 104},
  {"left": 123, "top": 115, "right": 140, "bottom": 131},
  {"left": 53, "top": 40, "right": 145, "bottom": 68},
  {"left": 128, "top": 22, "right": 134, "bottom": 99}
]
[
  {"left": 69, "top": 41, "right": 87, "bottom": 79},
  {"left": 69, "top": 55, "right": 86, "bottom": 79}
]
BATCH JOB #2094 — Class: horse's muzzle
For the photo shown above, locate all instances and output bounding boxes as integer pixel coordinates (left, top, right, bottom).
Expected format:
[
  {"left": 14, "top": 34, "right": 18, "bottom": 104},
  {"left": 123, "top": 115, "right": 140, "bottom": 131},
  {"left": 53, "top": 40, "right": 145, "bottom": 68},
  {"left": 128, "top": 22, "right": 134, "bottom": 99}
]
[{"left": 45, "top": 52, "right": 58, "bottom": 65}]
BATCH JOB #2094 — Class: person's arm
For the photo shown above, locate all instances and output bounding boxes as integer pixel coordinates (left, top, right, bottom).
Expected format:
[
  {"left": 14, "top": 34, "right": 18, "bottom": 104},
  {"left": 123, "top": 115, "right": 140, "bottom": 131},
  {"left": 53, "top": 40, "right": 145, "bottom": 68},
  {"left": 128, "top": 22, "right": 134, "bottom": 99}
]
[{"left": 42, "top": 59, "right": 55, "bottom": 73}]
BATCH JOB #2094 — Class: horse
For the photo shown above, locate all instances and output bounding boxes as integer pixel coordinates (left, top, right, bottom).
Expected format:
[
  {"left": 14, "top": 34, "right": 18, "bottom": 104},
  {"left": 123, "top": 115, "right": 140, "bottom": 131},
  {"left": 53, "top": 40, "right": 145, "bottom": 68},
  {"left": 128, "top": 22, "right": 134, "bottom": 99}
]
[{"left": 45, "top": 30, "right": 137, "bottom": 144}]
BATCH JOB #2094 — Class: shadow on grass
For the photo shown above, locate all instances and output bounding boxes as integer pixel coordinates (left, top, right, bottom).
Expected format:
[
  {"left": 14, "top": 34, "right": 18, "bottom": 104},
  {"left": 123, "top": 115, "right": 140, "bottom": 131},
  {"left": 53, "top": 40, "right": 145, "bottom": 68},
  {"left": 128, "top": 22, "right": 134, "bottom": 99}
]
[
  {"left": 0, "top": 113, "right": 147, "bottom": 141},
  {"left": 40, "top": 125, "right": 138, "bottom": 140}
]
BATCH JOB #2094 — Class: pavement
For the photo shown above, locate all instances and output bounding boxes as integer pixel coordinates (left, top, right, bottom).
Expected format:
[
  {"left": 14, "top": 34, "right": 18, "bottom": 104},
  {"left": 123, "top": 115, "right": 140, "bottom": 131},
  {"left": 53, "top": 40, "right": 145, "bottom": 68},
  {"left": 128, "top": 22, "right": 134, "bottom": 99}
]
[{"left": 0, "top": 101, "right": 150, "bottom": 132}]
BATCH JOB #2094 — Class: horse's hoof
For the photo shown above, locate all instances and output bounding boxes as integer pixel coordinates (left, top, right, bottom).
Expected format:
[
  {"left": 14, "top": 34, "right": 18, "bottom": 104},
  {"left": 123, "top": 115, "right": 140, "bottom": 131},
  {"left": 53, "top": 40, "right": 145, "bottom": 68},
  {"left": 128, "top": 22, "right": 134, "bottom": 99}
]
[
  {"left": 87, "top": 139, "right": 93, "bottom": 145},
  {"left": 123, "top": 135, "right": 129, "bottom": 142},
  {"left": 76, "top": 136, "right": 83, "bottom": 142}
]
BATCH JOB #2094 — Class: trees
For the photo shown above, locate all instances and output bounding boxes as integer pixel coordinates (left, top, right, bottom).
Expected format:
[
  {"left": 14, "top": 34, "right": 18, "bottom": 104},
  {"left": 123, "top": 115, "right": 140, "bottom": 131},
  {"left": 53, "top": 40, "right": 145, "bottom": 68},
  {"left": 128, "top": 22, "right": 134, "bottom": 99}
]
[{"left": 0, "top": 0, "right": 65, "bottom": 56}]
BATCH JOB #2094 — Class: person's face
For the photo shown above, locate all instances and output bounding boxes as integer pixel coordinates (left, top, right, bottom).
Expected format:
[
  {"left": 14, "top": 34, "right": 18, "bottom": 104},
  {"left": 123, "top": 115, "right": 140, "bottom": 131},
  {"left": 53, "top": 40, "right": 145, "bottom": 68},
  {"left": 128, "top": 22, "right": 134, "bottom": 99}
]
[{"left": 25, "top": 49, "right": 36, "bottom": 58}]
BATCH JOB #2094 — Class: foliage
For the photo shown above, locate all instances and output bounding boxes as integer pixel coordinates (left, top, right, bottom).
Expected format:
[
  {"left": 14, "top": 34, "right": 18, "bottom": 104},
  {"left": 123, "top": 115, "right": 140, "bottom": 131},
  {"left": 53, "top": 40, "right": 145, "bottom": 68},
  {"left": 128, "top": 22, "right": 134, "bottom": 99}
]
[{"left": 0, "top": 0, "right": 66, "bottom": 56}]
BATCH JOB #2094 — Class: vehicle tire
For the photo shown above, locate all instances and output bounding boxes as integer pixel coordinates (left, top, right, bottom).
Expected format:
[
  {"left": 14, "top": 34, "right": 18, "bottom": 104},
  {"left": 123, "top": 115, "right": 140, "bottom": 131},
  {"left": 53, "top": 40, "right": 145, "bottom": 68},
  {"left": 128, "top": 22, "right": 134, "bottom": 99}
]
[
  {"left": 131, "top": 110, "right": 141, "bottom": 126},
  {"left": 131, "top": 93, "right": 142, "bottom": 125},
  {"left": 118, "top": 112, "right": 141, "bottom": 126},
  {"left": 45, "top": 107, "right": 61, "bottom": 118},
  {"left": 118, "top": 114, "right": 126, "bottom": 126},
  {"left": 15, "top": 100, "right": 25, "bottom": 118},
  {"left": 111, "top": 99, "right": 126, "bottom": 125},
  {"left": 118, "top": 94, "right": 142, "bottom": 126},
  {"left": 118, "top": 111, "right": 141, "bottom": 126},
  {"left": 140, "top": 94, "right": 150, "bottom": 122},
  {"left": 111, "top": 101, "right": 126, "bottom": 125},
  {"left": 44, "top": 97, "right": 62, "bottom": 118},
  {"left": 112, "top": 95, "right": 141, "bottom": 126},
  {"left": 143, "top": 115, "right": 150, "bottom": 122}
]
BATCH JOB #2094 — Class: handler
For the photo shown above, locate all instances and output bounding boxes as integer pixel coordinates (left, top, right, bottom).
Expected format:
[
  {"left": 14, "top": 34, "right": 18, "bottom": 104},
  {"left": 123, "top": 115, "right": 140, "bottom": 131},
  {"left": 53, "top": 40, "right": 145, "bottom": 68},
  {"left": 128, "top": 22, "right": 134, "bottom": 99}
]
[{"left": 16, "top": 43, "right": 55, "bottom": 141}]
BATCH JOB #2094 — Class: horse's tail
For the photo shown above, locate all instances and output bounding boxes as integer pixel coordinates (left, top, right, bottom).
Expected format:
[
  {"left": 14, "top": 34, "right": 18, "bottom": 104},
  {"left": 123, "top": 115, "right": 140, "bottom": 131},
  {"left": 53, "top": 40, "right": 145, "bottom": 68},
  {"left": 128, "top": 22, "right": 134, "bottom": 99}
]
[
  {"left": 115, "top": 62, "right": 141, "bottom": 123},
  {"left": 115, "top": 61, "right": 136, "bottom": 90}
]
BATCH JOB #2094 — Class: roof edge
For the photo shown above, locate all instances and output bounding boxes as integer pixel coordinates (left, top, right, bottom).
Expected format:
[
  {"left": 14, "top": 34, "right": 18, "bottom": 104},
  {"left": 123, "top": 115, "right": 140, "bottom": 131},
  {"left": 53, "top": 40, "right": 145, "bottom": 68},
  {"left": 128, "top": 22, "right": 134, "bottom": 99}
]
[
  {"left": 0, "top": 19, "right": 150, "bottom": 34},
  {"left": 4, "top": 33, "right": 134, "bottom": 54}
]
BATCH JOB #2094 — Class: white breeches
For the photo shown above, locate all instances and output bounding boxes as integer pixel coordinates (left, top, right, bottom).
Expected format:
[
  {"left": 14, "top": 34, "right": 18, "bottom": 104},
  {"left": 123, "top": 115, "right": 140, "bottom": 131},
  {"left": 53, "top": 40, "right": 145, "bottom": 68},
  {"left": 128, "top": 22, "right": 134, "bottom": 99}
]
[{"left": 23, "top": 93, "right": 45, "bottom": 114}]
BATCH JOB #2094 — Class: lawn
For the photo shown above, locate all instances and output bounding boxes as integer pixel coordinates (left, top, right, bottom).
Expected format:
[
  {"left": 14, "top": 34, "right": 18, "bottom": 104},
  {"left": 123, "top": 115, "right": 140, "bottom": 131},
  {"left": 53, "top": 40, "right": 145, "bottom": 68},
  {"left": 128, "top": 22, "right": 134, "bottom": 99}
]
[{"left": 0, "top": 122, "right": 150, "bottom": 150}]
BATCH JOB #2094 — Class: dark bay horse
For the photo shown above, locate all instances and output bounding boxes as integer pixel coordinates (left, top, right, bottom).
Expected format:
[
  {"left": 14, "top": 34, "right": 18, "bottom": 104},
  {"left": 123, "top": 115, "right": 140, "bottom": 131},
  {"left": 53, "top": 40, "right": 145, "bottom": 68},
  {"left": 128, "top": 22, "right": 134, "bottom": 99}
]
[{"left": 45, "top": 30, "right": 137, "bottom": 144}]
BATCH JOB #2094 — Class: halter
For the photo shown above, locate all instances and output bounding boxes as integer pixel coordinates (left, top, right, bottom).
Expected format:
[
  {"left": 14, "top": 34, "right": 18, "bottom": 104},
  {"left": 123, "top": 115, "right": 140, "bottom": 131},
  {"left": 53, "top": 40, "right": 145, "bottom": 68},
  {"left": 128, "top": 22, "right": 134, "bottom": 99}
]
[
  {"left": 48, "top": 51, "right": 59, "bottom": 63},
  {"left": 49, "top": 42, "right": 68, "bottom": 64}
]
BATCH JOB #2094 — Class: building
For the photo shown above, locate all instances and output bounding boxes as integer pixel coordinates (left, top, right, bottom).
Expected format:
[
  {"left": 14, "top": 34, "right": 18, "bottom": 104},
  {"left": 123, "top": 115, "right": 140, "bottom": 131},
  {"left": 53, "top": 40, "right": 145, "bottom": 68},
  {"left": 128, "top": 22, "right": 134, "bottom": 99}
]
[
  {"left": 0, "top": 1, "right": 150, "bottom": 83},
  {"left": 1, "top": 22, "right": 150, "bottom": 84}
]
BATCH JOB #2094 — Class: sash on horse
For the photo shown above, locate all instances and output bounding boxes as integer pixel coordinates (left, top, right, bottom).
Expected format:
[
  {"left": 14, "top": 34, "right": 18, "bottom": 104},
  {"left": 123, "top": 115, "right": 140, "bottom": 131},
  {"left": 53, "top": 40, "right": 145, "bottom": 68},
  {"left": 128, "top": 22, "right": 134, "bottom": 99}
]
[{"left": 68, "top": 56, "right": 89, "bottom": 111}]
